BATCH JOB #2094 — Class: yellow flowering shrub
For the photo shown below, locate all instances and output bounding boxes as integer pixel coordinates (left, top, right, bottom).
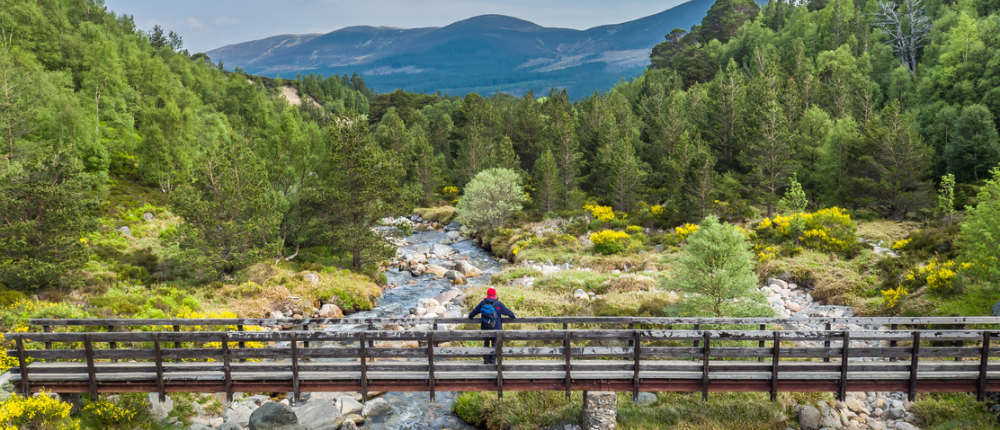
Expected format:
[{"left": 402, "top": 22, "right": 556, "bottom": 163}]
[
  {"left": 625, "top": 225, "right": 644, "bottom": 235},
  {"left": 584, "top": 203, "right": 616, "bottom": 223},
  {"left": 756, "top": 207, "right": 856, "bottom": 254},
  {"left": 891, "top": 238, "right": 911, "bottom": 251},
  {"left": 901, "top": 259, "right": 970, "bottom": 293},
  {"left": 882, "top": 286, "right": 906, "bottom": 308},
  {"left": 674, "top": 223, "right": 700, "bottom": 242},
  {"left": 0, "top": 393, "right": 79, "bottom": 430},
  {"left": 650, "top": 205, "right": 664, "bottom": 216},
  {"left": 80, "top": 394, "right": 152, "bottom": 430},
  {"left": 590, "top": 230, "right": 632, "bottom": 255},
  {"left": 754, "top": 245, "right": 780, "bottom": 264}
]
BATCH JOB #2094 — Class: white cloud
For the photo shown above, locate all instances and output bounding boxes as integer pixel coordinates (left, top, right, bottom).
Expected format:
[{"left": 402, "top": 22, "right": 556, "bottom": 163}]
[
  {"left": 213, "top": 16, "right": 241, "bottom": 26},
  {"left": 183, "top": 17, "right": 206, "bottom": 29}
]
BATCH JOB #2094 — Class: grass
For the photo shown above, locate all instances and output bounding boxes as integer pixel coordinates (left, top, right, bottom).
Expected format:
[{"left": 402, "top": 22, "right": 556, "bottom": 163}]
[
  {"left": 911, "top": 393, "right": 1000, "bottom": 430},
  {"left": 453, "top": 391, "right": 581, "bottom": 430},
  {"left": 414, "top": 206, "right": 457, "bottom": 224},
  {"left": 758, "top": 248, "right": 886, "bottom": 309},
  {"left": 856, "top": 219, "right": 922, "bottom": 245}
]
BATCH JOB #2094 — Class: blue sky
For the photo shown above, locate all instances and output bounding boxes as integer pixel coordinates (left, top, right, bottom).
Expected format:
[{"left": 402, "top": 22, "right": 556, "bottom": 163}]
[{"left": 104, "top": 0, "right": 688, "bottom": 53}]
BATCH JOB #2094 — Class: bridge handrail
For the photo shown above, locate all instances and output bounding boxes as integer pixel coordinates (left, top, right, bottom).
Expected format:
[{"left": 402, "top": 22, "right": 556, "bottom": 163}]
[{"left": 27, "top": 316, "right": 1000, "bottom": 328}]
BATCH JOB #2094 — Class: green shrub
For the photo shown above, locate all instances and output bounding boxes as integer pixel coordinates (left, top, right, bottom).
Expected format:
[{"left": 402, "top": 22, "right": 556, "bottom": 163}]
[{"left": 456, "top": 169, "right": 524, "bottom": 231}]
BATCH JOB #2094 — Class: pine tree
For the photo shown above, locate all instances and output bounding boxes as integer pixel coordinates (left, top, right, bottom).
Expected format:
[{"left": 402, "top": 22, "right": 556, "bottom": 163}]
[
  {"left": 533, "top": 148, "right": 561, "bottom": 213},
  {"left": 676, "top": 216, "right": 771, "bottom": 317}
]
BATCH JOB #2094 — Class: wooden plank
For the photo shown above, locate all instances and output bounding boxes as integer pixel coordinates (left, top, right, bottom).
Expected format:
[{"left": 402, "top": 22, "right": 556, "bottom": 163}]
[
  {"left": 108, "top": 325, "right": 117, "bottom": 363},
  {"left": 43, "top": 325, "right": 52, "bottom": 350},
  {"left": 222, "top": 334, "right": 233, "bottom": 402},
  {"left": 15, "top": 336, "right": 30, "bottom": 396},
  {"left": 633, "top": 330, "right": 641, "bottom": 401},
  {"left": 291, "top": 333, "right": 300, "bottom": 403},
  {"left": 909, "top": 331, "right": 920, "bottom": 401},
  {"left": 496, "top": 331, "right": 504, "bottom": 399},
  {"left": 564, "top": 330, "right": 571, "bottom": 400},
  {"left": 84, "top": 334, "right": 98, "bottom": 401},
  {"left": 173, "top": 325, "right": 181, "bottom": 363},
  {"left": 154, "top": 334, "right": 165, "bottom": 402},
  {"left": 771, "top": 331, "right": 779, "bottom": 402},
  {"left": 955, "top": 324, "right": 965, "bottom": 362},
  {"left": 702, "top": 331, "right": 710, "bottom": 400},
  {"left": 427, "top": 331, "right": 436, "bottom": 402},
  {"left": 824, "top": 323, "right": 832, "bottom": 363},
  {"left": 979, "top": 331, "right": 990, "bottom": 401},
  {"left": 758, "top": 324, "right": 766, "bottom": 363},
  {"left": 839, "top": 331, "right": 850, "bottom": 401},
  {"left": 359, "top": 332, "right": 368, "bottom": 402}
]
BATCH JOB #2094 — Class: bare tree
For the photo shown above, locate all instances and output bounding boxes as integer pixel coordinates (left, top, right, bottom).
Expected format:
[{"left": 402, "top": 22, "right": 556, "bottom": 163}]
[{"left": 874, "top": 0, "right": 931, "bottom": 74}]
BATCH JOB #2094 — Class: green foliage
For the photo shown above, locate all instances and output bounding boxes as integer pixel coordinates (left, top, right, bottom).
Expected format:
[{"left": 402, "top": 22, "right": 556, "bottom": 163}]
[
  {"left": 456, "top": 168, "right": 525, "bottom": 231},
  {"left": 778, "top": 174, "right": 809, "bottom": 214},
  {"left": 911, "top": 393, "right": 1000, "bottom": 430},
  {"left": 452, "top": 391, "right": 580, "bottom": 430},
  {"left": 675, "top": 216, "right": 771, "bottom": 317},
  {"left": 957, "top": 166, "right": 1000, "bottom": 286},
  {"left": 80, "top": 393, "right": 154, "bottom": 430}
]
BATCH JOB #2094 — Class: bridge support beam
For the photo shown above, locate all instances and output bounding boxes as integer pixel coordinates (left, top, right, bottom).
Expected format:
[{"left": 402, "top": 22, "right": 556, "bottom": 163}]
[{"left": 582, "top": 391, "right": 617, "bottom": 430}]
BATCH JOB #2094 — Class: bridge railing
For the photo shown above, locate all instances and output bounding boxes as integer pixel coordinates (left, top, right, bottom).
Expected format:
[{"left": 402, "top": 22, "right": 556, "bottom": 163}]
[{"left": 6, "top": 325, "right": 1000, "bottom": 404}]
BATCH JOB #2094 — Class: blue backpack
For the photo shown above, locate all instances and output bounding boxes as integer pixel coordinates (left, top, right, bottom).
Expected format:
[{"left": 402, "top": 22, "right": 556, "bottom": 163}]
[{"left": 481, "top": 302, "right": 499, "bottom": 327}]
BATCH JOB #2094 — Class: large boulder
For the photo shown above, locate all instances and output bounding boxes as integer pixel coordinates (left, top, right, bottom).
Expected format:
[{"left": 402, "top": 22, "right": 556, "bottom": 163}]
[
  {"left": 147, "top": 393, "right": 173, "bottom": 418},
  {"left": 433, "top": 288, "right": 463, "bottom": 305},
  {"left": 224, "top": 401, "right": 257, "bottom": 427},
  {"left": 993, "top": 301, "right": 1000, "bottom": 316},
  {"left": 455, "top": 261, "right": 483, "bottom": 277},
  {"left": 361, "top": 398, "right": 395, "bottom": 418},
  {"left": 431, "top": 244, "right": 455, "bottom": 256},
  {"left": 425, "top": 265, "right": 449, "bottom": 277},
  {"left": 445, "top": 271, "right": 467, "bottom": 285},
  {"left": 293, "top": 400, "right": 344, "bottom": 430},
  {"left": 336, "top": 396, "right": 364, "bottom": 416},
  {"left": 248, "top": 402, "right": 304, "bottom": 430},
  {"left": 798, "top": 405, "right": 821, "bottom": 430},
  {"left": 318, "top": 304, "right": 343, "bottom": 319}
]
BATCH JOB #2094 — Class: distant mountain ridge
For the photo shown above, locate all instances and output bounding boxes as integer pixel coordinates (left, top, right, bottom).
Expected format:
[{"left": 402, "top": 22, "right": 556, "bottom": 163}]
[{"left": 208, "top": 0, "right": 717, "bottom": 97}]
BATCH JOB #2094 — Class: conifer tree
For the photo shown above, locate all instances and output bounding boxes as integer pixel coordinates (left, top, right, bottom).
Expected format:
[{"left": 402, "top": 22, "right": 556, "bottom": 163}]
[{"left": 533, "top": 148, "right": 561, "bottom": 213}]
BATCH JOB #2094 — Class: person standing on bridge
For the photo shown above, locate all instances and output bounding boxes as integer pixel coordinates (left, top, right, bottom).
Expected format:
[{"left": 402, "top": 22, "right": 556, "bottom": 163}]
[{"left": 468, "top": 287, "right": 516, "bottom": 364}]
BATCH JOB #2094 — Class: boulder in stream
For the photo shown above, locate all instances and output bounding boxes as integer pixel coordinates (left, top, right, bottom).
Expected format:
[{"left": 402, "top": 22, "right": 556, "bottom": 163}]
[
  {"left": 249, "top": 402, "right": 304, "bottom": 430},
  {"left": 445, "top": 270, "right": 467, "bottom": 285},
  {"left": 455, "top": 260, "right": 483, "bottom": 277}
]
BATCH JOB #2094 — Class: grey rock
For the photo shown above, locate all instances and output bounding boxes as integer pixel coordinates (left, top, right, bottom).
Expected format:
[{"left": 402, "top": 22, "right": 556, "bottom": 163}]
[
  {"left": 340, "top": 419, "right": 359, "bottom": 430},
  {"left": 993, "top": 301, "right": 1000, "bottom": 316},
  {"left": 455, "top": 260, "right": 483, "bottom": 277},
  {"left": 446, "top": 230, "right": 461, "bottom": 240},
  {"left": 633, "top": 392, "right": 657, "bottom": 406},
  {"left": 888, "top": 407, "right": 905, "bottom": 419},
  {"left": 294, "top": 400, "right": 343, "bottom": 430},
  {"left": 573, "top": 289, "right": 589, "bottom": 300},
  {"left": 249, "top": 402, "right": 304, "bottom": 430},
  {"left": 343, "top": 414, "right": 365, "bottom": 425},
  {"left": 143, "top": 212, "right": 155, "bottom": 222},
  {"left": 431, "top": 243, "right": 455, "bottom": 256},
  {"left": 844, "top": 396, "right": 867, "bottom": 414},
  {"left": 798, "top": 405, "right": 821, "bottom": 430},
  {"left": 444, "top": 270, "right": 467, "bottom": 285},
  {"left": 225, "top": 402, "right": 257, "bottom": 427},
  {"left": 446, "top": 222, "right": 461, "bottom": 231},
  {"left": 361, "top": 398, "right": 394, "bottom": 418},
  {"left": 117, "top": 226, "right": 131, "bottom": 236},
  {"left": 769, "top": 278, "right": 789, "bottom": 290},
  {"left": 336, "top": 396, "right": 364, "bottom": 416},
  {"left": 221, "top": 423, "right": 244, "bottom": 430},
  {"left": 432, "top": 288, "right": 463, "bottom": 305},
  {"left": 304, "top": 273, "right": 320, "bottom": 283},
  {"left": 894, "top": 423, "right": 918, "bottom": 430},
  {"left": 189, "top": 424, "right": 213, "bottom": 430},
  {"left": 867, "top": 422, "right": 887, "bottom": 430},
  {"left": 414, "top": 245, "right": 430, "bottom": 255},
  {"left": 147, "top": 393, "right": 174, "bottom": 418}
]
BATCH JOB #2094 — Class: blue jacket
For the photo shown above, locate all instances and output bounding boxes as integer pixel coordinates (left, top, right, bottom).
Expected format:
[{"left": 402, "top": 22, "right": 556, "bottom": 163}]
[{"left": 468, "top": 298, "right": 516, "bottom": 330}]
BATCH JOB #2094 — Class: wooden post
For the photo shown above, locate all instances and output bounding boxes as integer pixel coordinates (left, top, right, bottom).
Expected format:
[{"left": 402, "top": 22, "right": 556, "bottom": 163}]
[
  {"left": 153, "top": 334, "right": 165, "bottom": 403},
  {"left": 632, "top": 330, "right": 641, "bottom": 402},
  {"left": 15, "top": 336, "right": 30, "bottom": 396},
  {"left": 908, "top": 331, "right": 920, "bottom": 401},
  {"left": 107, "top": 325, "right": 117, "bottom": 360},
  {"left": 366, "top": 322, "right": 375, "bottom": 349},
  {"left": 427, "top": 331, "right": 436, "bottom": 402},
  {"left": 693, "top": 324, "right": 701, "bottom": 348},
  {"left": 890, "top": 323, "right": 898, "bottom": 361},
  {"left": 302, "top": 325, "right": 310, "bottom": 349},
  {"left": 291, "top": 333, "right": 300, "bottom": 404},
  {"left": 978, "top": 331, "right": 991, "bottom": 402},
  {"left": 771, "top": 331, "right": 780, "bottom": 402},
  {"left": 237, "top": 324, "right": 246, "bottom": 363},
  {"left": 954, "top": 324, "right": 964, "bottom": 362},
  {"left": 84, "top": 334, "right": 98, "bottom": 401},
  {"left": 173, "top": 324, "right": 181, "bottom": 363},
  {"left": 496, "top": 331, "right": 504, "bottom": 399},
  {"left": 359, "top": 332, "right": 368, "bottom": 401},
  {"left": 702, "top": 331, "right": 710, "bottom": 400},
  {"left": 564, "top": 330, "right": 572, "bottom": 399},
  {"left": 758, "top": 324, "right": 766, "bottom": 362},
  {"left": 43, "top": 325, "right": 52, "bottom": 350},
  {"left": 824, "top": 322, "right": 832, "bottom": 363},
  {"left": 627, "top": 323, "right": 634, "bottom": 348},
  {"left": 222, "top": 334, "right": 233, "bottom": 402},
  {"left": 839, "top": 331, "right": 850, "bottom": 401}
]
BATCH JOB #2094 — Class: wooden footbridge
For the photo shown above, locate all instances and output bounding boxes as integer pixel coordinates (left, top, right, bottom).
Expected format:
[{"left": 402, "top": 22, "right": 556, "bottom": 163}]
[{"left": 5, "top": 317, "right": 999, "bottom": 404}]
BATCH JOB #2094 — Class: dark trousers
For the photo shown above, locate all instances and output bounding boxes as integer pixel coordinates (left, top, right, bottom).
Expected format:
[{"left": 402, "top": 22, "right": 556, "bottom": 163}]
[{"left": 483, "top": 336, "right": 496, "bottom": 364}]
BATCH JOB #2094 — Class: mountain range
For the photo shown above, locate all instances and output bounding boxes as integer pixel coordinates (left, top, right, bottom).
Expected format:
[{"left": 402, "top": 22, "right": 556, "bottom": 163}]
[{"left": 207, "top": 0, "right": 716, "bottom": 98}]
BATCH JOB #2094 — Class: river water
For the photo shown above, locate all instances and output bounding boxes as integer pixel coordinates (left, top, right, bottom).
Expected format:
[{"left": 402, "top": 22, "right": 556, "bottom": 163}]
[{"left": 330, "top": 228, "right": 504, "bottom": 430}]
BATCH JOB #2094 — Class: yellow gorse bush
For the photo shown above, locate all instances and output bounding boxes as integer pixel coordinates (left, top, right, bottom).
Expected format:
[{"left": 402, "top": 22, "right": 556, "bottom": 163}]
[
  {"left": 891, "top": 238, "right": 911, "bottom": 251},
  {"left": 584, "top": 203, "right": 615, "bottom": 223},
  {"left": 590, "top": 230, "right": 631, "bottom": 246},
  {"left": 674, "top": 223, "right": 700, "bottom": 242},
  {"left": 901, "top": 259, "right": 971, "bottom": 292},
  {"left": 82, "top": 401, "right": 137, "bottom": 427},
  {"left": 0, "top": 392, "right": 79, "bottom": 430},
  {"left": 882, "top": 286, "right": 906, "bottom": 308},
  {"left": 650, "top": 205, "right": 664, "bottom": 216},
  {"left": 756, "top": 207, "right": 856, "bottom": 254}
]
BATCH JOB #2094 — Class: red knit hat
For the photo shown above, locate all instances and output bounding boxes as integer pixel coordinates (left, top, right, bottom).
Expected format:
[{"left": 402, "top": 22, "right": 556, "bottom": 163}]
[{"left": 486, "top": 287, "right": 497, "bottom": 299}]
